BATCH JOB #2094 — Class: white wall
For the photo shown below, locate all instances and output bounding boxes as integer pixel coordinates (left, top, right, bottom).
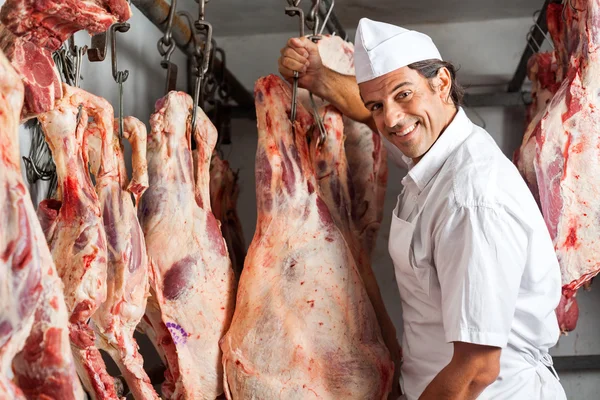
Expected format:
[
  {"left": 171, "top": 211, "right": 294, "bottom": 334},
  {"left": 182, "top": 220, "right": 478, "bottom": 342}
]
[{"left": 9, "top": 4, "right": 599, "bottom": 398}]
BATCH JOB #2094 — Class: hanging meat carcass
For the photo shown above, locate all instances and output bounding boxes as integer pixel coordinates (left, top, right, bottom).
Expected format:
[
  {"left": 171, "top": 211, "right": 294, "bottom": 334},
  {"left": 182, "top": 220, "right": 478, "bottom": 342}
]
[
  {"left": 0, "top": 0, "right": 131, "bottom": 117},
  {"left": 0, "top": 26, "right": 62, "bottom": 118},
  {"left": 535, "top": 0, "right": 600, "bottom": 332},
  {"left": 138, "top": 91, "right": 236, "bottom": 399},
  {"left": 0, "top": 48, "right": 44, "bottom": 400},
  {"left": 209, "top": 151, "right": 247, "bottom": 278},
  {"left": 220, "top": 74, "right": 393, "bottom": 399},
  {"left": 37, "top": 84, "right": 119, "bottom": 399},
  {"left": 0, "top": 0, "right": 131, "bottom": 50},
  {"left": 309, "top": 104, "right": 400, "bottom": 398},
  {"left": 85, "top": 116, "right": 158, "bottom": 400},
  {"left": 295, "top": 34, "right": 400, "bottom": 390},
  {"left": 513, "top": 52, "right": 559, "bottom": 205}
]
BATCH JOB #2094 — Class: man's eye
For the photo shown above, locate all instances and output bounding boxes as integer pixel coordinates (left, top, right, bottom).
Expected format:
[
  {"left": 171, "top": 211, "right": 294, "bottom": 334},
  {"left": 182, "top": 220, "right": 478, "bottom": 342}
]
[
  {"left": 397, "top": 91, "right": 411, "bottom": 99},
  {"left": 370, "top": 104, "right": 382, "bottom": 112}
]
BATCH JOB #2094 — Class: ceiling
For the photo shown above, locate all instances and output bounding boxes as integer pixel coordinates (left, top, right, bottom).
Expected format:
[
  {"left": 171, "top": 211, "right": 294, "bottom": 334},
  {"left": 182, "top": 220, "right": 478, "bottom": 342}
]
[{"left": 175, "top": 0, "right": 548, "bottom": 37}]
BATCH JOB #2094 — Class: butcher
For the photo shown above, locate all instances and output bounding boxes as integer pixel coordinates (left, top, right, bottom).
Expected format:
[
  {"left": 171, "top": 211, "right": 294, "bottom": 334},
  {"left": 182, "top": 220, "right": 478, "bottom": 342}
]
[{"left": 278, "top": 18, "right": 566, "bottom": 400}]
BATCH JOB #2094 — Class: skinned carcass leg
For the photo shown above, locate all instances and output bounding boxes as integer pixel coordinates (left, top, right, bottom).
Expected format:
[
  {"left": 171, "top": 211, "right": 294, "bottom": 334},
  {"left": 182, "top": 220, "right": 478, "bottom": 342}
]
[
  {"left": 86, "top": 116, "right": 158, "bottom": 400},
  {"left": 220, "top": 75, "right": 393, "bottom": 400},
  {"left": 0, "top": 48, "right": 42, "bottom": 400},
  {"left": 38, "top": 84, "right": 118, "bottom": 400},
  {"left": 535, "top": 0, "right": 600, "bottom": 332},
  {"left": 138, "top": 91, "right": 236, "bottom": 399},
  {"left": 209, "top": 151, "right": 247, "bottom": 278}
]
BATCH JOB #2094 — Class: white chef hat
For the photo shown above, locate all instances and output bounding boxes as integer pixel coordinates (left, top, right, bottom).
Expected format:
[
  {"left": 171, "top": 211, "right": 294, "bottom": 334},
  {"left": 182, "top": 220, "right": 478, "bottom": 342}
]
[{"left": 354, "top": 18, "right": 442, "bottom": 84}]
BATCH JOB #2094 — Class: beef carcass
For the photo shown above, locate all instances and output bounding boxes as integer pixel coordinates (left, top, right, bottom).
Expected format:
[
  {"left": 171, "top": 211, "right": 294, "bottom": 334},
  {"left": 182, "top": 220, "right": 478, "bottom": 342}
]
[
  {"left": 513, "top": 52, "right": 558, "bottom": 205},
  {"left": 0, "top": 0, "right": 130, "bottom": 118},
  {"left": 0, "top": 25, "right": 62, "bottom": 118},
  {"left": 209, "top": 152, "right": 247, "bottom": 278},
  {"left": 310, "top": 105, "right": 400, "bottom": 398},
  {"left": 38, "top": 84, "right": 119, "bottom": 399},
  {"left": 138, "top": 91, "right": 236, "bottom": 399},
  {"left": 85, "top": 116, "right": 158, "bottom": 400},
  {"left": 296, "top": 34, "right": 400, "bottom": 391},
  {"left": 220, "top": 75, "right": 393, "bottom": 399},
  {"left": 0, "top": 48, "right": 43, "bottom": 400},
  {"left": 535, "top": 0, "right": 599, "bottom": 332},
  {"left": 0, "top": 0, "right": 131, "bottom": 51}
]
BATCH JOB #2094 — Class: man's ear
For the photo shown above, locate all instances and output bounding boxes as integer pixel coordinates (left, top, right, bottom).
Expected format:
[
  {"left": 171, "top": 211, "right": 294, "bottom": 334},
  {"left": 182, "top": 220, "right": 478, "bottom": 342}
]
[{"left": 436, "top": 67, "right": 452, "bottom": 104}]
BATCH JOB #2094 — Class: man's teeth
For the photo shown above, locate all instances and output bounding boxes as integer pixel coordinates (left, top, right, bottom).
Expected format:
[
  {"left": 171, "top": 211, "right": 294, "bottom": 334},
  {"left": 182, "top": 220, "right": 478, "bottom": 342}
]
[{"left": 396, "top": 122, "right": 417, "bottom": 136}]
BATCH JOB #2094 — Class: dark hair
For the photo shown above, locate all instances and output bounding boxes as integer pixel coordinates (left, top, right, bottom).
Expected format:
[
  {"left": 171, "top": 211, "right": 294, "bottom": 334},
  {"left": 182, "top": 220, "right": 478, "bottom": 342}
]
[{"left": 408, "top": 59, "right": 464, "bottom": 107}]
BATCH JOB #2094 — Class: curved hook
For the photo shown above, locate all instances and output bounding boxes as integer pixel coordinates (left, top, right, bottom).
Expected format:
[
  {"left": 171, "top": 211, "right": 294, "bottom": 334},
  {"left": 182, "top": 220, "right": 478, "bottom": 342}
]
[
  {"left": 111, "top": 22, "right": 131, "bottom": 83},
  {"left": 306, "top": 0, "right": 322, "bottom": 36},
  {"left": 318, "top": 0, "right": 335, "bottom": 35}
]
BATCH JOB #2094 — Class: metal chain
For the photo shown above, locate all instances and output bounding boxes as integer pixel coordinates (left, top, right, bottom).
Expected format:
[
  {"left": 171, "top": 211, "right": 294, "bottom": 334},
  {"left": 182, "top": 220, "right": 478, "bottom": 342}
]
[{"left": 157, "top": 0, "right": 177, "bottom": 63}]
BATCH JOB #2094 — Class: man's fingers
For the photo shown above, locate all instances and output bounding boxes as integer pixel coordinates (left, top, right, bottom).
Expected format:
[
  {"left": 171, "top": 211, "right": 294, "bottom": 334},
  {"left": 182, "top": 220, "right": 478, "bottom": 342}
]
[{"left": 281, "top": 56, "right": 307, "bottom": 73}]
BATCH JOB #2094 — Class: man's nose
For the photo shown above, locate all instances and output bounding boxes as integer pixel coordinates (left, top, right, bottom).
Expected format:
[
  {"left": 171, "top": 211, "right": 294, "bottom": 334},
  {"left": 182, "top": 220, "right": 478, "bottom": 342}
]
[{"left": 384, "top": 104, "right": 404, "bottom": 131}]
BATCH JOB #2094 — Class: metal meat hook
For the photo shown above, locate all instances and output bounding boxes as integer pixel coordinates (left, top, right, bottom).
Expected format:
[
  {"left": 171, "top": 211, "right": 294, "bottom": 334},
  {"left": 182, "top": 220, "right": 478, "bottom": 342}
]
[
  {"left": 158, "top": 0, "right": 178, "bottom": 94},
  {"left": 88, "top": 32, "right": 108, "bottom": 62},
  {"left": 110, "top": 22, "right": 130, "bottom": 139},
  {"left": 110, "top": 22, "right": 131, "bottom": 83},
  {"left": 69, "top": 36, "right": 88, "bottom": 88},
  {"left": 192, "top": 21, "right": 213, "bottom": 132},
  {"left": 285, "top": 5, "right": 305, "bottom": 127}
]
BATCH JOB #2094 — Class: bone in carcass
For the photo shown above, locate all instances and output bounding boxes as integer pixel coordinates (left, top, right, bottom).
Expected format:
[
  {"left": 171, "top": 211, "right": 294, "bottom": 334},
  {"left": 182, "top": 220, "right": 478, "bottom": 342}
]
[
  {"left": 0, "top": 26, "right": 62, "bottom": 118},
  {"left": 535, "top": 0, "right": 600, "bottom": 332},
  {"left": 309, "top": 105, "right": 400, "bottom": 399},
  {"left": 85, "top": 116, "right": 158, "bottom": 400},
  {"left": 296, "top": 34, "right": 400, "bottom": 392},
  {"left": 38, "top": 84, "right": 119, "bottom": 399},
  {"left": 220, "top": 75, "right": 393, "bottom": 399},
  {"left": 138, "top": 91, "right": 236, "bottom": 399},
  {"left": 0, "top": 0, "right": 131, "bottom": 51},
  {"left": 12, "top": 225, "right": 85, "bottom": 400},
  {"left": 209, "top": 152, "right": 247, "bottom": 278},
  {"left": 0, "top": 48, "right": 43, "bottom": 400},
  {"left": 513, "top": 52, "right": 558, "bottom": 205},
  {"left": 0, "top": 0, "right": 130, "bottom": 118},
  {"left": 514, "top": 3, "right": 570, "bottom": 207}
]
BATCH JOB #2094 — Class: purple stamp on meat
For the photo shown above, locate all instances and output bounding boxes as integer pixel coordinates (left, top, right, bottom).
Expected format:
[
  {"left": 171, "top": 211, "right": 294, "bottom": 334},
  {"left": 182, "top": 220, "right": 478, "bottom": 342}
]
[{"left": 166, "top": 322, "right": 189, "bottom": 345}]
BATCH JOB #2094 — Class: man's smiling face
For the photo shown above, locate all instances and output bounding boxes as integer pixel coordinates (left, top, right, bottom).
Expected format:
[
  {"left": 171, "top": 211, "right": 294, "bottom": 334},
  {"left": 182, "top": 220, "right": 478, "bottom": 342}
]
[{"left": 359, "top": 65, "right": 454, "bottom": 163}]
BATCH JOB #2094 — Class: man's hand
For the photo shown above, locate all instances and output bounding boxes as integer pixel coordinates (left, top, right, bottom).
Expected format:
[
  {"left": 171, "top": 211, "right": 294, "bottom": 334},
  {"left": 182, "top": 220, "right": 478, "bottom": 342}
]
[
  {"left": 278, "top": 37, "right": 324, "bottom": 93},
  {"left": 419, "top": 342, "right": 501, "bottom": 400}
]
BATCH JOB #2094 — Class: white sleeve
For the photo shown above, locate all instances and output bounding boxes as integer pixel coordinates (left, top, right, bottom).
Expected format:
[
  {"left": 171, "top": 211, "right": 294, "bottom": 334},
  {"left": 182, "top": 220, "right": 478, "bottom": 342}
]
[{"left": 433, "top": 205, "right": 529, "bottom": 348}]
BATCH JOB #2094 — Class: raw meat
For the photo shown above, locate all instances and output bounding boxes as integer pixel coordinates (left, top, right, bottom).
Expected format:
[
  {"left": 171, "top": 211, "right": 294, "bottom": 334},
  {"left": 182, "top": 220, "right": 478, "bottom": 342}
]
[
  {"left": 514, "top": 52, "right": 558, "bottom": 205},
  {"left": 220, "top": 75, "right": 393, "bottom": 399},
  {"left": 86, "top": 117, "right": 158, "bottom": 400},
  {"left": 310, "top": 105, "right": 400, "bottom": 398},
  {"left": 38, "top": 84, "right": 118, "bottom": 399},
  {"left": 138, "top": 91, "right": 236, "bottom": 399},
  {"left": 12, "top": 242, "right": 85, "bottom": 400},
  {"left": 0, "top": 26, "right": 62, "bottom": 118},
  {"left": 122, "top": 118, "right": 149, "bottom": 206},
  {"left": 344, "top": 118, "right": 388, "bottom": 258},
  {"left": 535, "top": 0, "right": 599, "bottom": 332},
  {"left": 296, "top": 34, "right": 400, "bottom": 390},
  {"left": 209, "top": 151, "right": 247, "bottom": 278},
  {"left": 0, "top": 48, "right": 42, "bottom": 400},
  {"left": 0, "top": 0, "right": 131, "bottom": 51}
]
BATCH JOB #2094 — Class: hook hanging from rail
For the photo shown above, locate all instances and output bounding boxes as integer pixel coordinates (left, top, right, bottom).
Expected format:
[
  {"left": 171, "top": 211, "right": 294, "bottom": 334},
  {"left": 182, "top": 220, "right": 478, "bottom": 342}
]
[
  {"left": 192, "top": 0, "right": 213, "bottom": 133},
  {"left": 111, "top": 22, "right": 130, "bottom": 139},
  {"left": 158, "top": 0, "right": 178, "bottom": 94},
  {"left": 69, "top": 36, "right": 88, "bottom": 88},
  {"left": 285, "top": 2, "right": 304, "bottom": 128}
]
